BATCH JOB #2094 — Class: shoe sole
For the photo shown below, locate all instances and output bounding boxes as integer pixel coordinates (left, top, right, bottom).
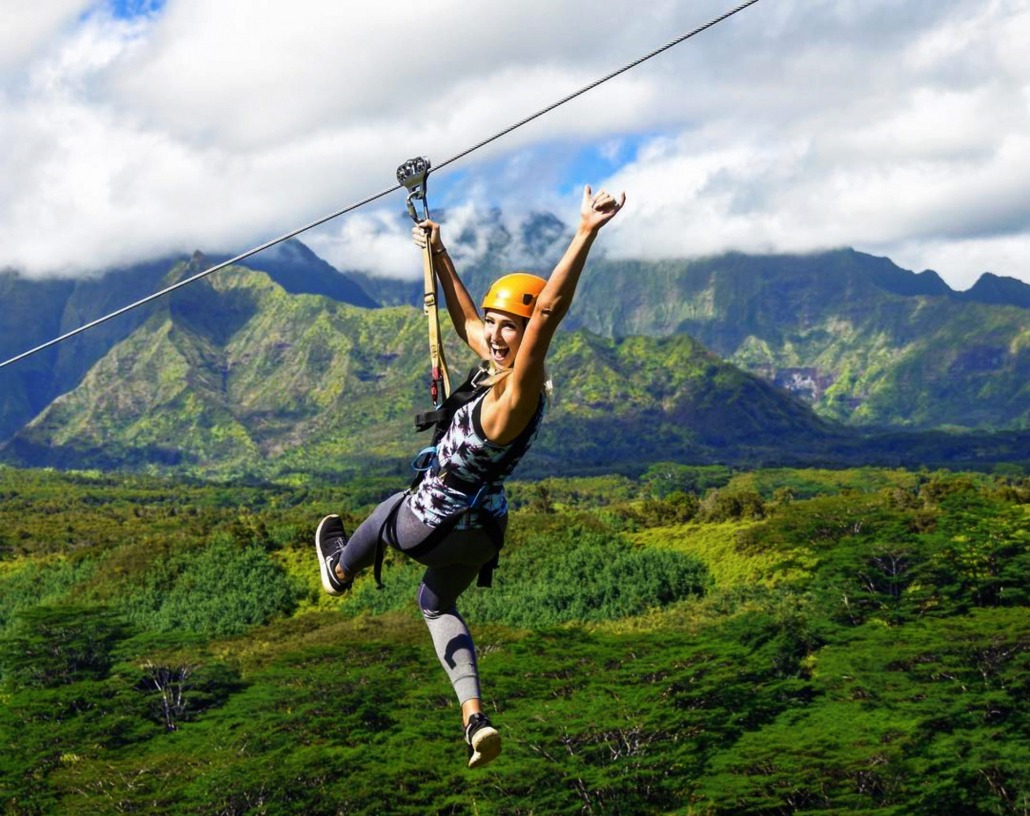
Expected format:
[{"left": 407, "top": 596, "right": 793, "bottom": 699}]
[
  {"left": 468, "top": 726, "right": 501, "bottom": 769},
  {"left": 315, "top": 515, "right": 345, "bottom": 596}
]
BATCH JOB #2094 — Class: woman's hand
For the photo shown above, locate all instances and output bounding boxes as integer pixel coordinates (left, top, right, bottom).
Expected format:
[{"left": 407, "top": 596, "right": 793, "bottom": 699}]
[
  {"left": 580, "top": 185, "right": 626, "bottom": 233},
  {"left": 412, "top": 220, "right": 445, "bottom": 254}
]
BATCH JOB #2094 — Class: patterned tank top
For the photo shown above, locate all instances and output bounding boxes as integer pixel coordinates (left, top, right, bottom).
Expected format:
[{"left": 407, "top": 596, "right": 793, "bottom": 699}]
[{"left": 409, "top": 390, "right": 545, "bottom": 529}]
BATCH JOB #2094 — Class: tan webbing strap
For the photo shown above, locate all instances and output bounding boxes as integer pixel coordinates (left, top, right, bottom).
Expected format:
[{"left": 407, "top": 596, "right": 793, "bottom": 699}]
[
  {"left": 422, "top": 238, "right": 451, "bottom": 407},
  {"left": 397, "top": 157, "right": 450, "bottom": 409}
]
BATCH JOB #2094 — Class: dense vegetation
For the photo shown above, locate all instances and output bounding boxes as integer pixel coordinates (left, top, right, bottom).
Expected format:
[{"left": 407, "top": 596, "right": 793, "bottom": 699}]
[
  {"left": 358, "top": 246, "right": 1030, "bottom": 430},
  {"left": 1, "top": 262, "right": 842, "bottom": 480},
  {"left": 1, "top": 463, "right": 1027, "bottom": 814},
  {"left": 566, "top": 251, "right": 1030, "bottom": 431}
]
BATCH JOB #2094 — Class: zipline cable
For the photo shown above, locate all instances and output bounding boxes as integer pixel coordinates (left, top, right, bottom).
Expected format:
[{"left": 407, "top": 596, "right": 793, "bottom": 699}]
[
  {"left": 0, "top": 0, "right": 763, "bottom": 371},
  {"left": 0, "top": 186, "right": 401, "bottom": 370},
  {"left": 433, "top": 0, "right": 763, "bottom": 175}
]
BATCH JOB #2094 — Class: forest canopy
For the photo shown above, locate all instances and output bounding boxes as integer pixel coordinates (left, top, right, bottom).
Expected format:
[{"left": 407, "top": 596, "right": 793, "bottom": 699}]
[{"left": 1, "top": 464, "right": 1027, "bottom": 815}]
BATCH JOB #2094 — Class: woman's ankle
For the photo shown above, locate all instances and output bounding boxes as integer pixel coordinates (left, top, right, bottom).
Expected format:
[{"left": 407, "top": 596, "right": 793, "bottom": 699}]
[{"left": 461, "top": 699, "right": 483, "bottom": 727}]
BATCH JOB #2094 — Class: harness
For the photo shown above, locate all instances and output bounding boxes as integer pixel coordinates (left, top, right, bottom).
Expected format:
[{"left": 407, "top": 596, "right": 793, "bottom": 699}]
[
  {"left": 372, "top": 363, "right": 505, "bottom": 590},
  {"left": 376, "top": 157, "right": 537, "bottom": 591}
]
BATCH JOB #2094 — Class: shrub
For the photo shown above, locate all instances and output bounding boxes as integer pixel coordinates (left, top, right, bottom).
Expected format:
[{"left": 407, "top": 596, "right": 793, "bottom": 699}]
[
  {"left": 1, "top": 604, "right": 127, "bottom": 689},
  {"left": 120, "top": 534, "right": 302, "bottom": 637},
  {"left": 700, "top": 488, "right": 766, "bottom": 522},
  {"left": 464, "top": 529, "right": 711, "bottom": 627}
]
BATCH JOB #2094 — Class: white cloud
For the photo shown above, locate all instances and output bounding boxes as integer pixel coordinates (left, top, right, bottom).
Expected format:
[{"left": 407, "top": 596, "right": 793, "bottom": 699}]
[
  {"left": 596, "top": 0, "right": 1030, "bottom": 288},
  {"left": 0, "top": 1, "right": 91, "bottom": 72},
  {"left": 305, "top": 211, "right": 415, "bottom": 280},
  {"left": 304, "top": 201, "right": 556, "bottom": 281},
  {"left": 1, "top": 0, "right": 1029, "bottom": 292}
]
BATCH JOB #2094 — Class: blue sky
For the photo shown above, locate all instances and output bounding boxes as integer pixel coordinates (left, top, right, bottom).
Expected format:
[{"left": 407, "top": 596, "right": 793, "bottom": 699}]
[
  {"left": 2, "top": 0, "right": 1029, "bottom": 290},
  {"left": 105, "top": 0, "right": 165, "bottom": 20}
]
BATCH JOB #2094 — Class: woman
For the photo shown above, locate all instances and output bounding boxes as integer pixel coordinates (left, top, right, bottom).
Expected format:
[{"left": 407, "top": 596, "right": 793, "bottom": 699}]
[{"left": 315, "top": 185, "right": 625, "bottom": 768}]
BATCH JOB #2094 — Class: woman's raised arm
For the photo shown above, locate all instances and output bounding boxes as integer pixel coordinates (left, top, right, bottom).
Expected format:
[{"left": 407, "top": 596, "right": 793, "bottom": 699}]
[
  {"left": 509, "top": 185, "right": 626, "bottom": 399},
  {"left": 413, "top": 220, "right": 488, "bottom": 359}
]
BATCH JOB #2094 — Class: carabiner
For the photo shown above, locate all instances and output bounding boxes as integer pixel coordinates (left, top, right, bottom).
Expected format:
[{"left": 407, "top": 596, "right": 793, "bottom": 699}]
[{"left": 411, "top": 445, "right": 439, "bottom": 475}]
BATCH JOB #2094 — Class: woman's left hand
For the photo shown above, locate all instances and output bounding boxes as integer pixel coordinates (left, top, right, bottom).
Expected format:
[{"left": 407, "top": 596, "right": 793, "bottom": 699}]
[{"left": 581, "top": 185, "right": 626, "bottom": 232}]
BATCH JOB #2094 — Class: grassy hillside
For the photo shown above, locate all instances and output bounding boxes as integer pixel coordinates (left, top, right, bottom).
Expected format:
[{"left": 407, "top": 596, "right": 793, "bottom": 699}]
[
  {"left": 1, "top": 464, "right": 1026, "bottom": 814},
  {"left": 7, "top": 242, "right": 1029, "bottom": 449},
  {"left": 337, "top": 247, "right": 1030, "bottom": 431},
  {"left": 4, "top": 262, "right": 441, "bottom": 476}
]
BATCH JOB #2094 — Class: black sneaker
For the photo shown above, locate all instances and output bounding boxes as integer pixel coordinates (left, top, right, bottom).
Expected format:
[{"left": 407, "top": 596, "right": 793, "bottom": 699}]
[
  {"left": 315, "top": 514, "right": 352, "bottom": 596},
  {"left": 464, "top": 713, "right": 501, "bottom": 769}
]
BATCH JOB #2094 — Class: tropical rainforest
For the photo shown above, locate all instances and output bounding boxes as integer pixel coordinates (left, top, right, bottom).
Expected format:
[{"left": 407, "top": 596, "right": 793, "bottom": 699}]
[{"left": 2, "top": 463, "right": 1026, "bottom": 815}]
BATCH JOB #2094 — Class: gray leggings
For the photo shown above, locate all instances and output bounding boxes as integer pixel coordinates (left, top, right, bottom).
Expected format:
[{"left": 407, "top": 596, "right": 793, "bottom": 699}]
[{"left": 340, "top": 491, "right": 503, "bottom": 705}]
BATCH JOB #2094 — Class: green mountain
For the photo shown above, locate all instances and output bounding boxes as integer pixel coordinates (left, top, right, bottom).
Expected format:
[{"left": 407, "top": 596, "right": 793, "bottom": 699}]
[
  {"left": 3, "top": 259, "right": 420, "bottom": 477},
  {"left": 564, "top": 250, "right": 1029, "bottom": 430},
  {"left": 3, "top": 258, "right": 856, "bottom": 479},
  {"left": 0, "top": 244, "right": 379, "bottom": 445},
  {"left": 961, "top": 271, "right": 1030, "bottom": 308},
  {"left": 0, "top": 259, "right": 178, "bottom": 441},
  {"left": 6, "top": 258, "right": 1026, "bottom": 479},
  {"left": 2, "top": 229, "right": 1028, "bottom": 477},
  {"left": 205, "top": 240, "right": 379, "bottom": 307},
  {"left": 352, "top": 215, "right": 1029, "bottom": 432}
]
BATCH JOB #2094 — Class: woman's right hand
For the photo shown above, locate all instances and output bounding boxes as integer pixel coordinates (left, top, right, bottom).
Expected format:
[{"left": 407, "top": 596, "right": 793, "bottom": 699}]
[{"left": 412, "top": 220, "right": 444, "bottom": 254}]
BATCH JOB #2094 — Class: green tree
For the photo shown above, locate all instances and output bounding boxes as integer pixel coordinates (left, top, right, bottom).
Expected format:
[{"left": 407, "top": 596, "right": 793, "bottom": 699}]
[{"left": 1, "top": 604, "right": 127, "bottom": 690}]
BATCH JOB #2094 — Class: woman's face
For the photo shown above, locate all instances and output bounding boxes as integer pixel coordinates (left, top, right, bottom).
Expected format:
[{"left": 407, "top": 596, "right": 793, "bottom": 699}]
[{"left": 483, "top": 309, "right": 525, "bottom": 368}]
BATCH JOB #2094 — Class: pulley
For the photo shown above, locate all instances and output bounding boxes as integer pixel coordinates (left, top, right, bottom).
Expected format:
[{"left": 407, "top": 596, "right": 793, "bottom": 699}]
[{"left": 396, "top": 156, "right": 432, "bottom": 223}]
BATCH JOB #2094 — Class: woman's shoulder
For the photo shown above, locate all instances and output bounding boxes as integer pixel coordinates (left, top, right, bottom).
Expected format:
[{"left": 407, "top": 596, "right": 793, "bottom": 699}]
[{"left": 479, "top": 378, "right": 546, "bottom": 444}]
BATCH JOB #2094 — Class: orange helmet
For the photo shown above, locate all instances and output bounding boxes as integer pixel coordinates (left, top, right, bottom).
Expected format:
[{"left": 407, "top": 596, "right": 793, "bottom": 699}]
[{"left": 481, "top": 272, "right": 547, "bottom": 319}]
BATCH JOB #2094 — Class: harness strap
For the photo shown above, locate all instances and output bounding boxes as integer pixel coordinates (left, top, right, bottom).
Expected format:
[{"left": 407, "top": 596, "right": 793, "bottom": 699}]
[
  {"left": 414, "top": 407, "right": 448, "bottom": 432},
  {"left": 415, "top": 362, "right": 489, "bottom": 433},
  {"left": 475, "top": 513, "right": 505, "bottom": 588},
  {"left": 439, "top": 469, "right": 489, "bottom": 494},
  {"left": 372, "top": 493, "right": 408, "bottom": 590},
  {"left": 410, "top": 363, "right": 491, "bottom": 493},
  {"left": 376, "top": 369, "right": 541, "bottom": 590},
  {"left": 397, "top": 156, "right": 450, "bottom": 412},
  {"left": 422, "top": 238, "right": 451, "bottom": 407},
  {"left": 404, "top": 498, "right": 505, "bottom": 588},
  {"left": 371, "top": 491, "right": 505, "bottom": 590}
]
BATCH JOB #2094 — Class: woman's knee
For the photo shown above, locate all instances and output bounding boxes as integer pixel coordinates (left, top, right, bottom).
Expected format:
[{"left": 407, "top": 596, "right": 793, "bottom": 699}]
[{"left": 417, "top": 582, "right": 454, "bottom": 618}]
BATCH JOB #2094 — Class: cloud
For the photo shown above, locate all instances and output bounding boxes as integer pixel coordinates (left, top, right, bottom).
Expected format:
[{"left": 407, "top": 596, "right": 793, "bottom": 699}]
[
  {"left": 304, "top": 211, "right": 417, "bottom": 281},
  {"left": 1, "top": 0, "right": 1028, "bottom": 292},
  {"left": 0, "top": 1, "right": 91, "bottom": 72},
  {"left": 594, "top": 0, "right": 1030, "bottom": 290}
]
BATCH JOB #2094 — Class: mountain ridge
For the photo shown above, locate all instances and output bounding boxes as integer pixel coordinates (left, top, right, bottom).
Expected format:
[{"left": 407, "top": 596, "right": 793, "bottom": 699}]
[
  {"left": 3, "top": 260, "right": 1027, "bottom": 480},
  {"left": 353, "top": 226, "right": 1027, "bottom": 430},
  {"left": 1, "top": 219, "right": 1027, "bottom": 478},
  {"left": 565, "top": 249, "right": 1028, "bottom": 429},
  {"left": 3, "top": 262, "right": 847, "bottom": 479}
]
